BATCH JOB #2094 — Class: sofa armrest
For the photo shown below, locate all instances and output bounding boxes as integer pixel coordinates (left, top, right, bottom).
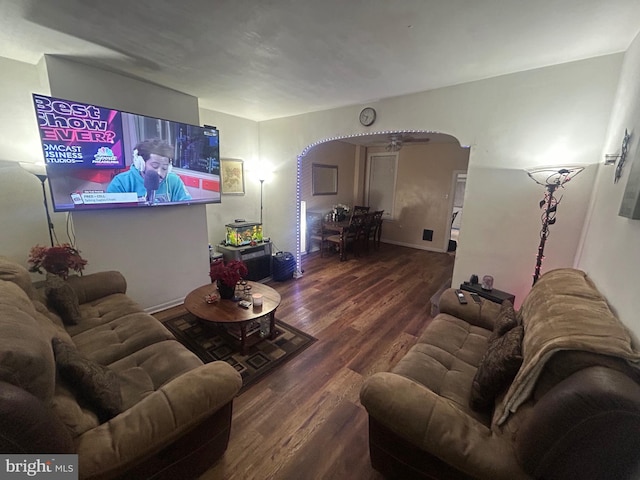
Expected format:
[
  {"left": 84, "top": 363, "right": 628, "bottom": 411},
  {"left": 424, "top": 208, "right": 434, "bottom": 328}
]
[
  {"left": 75, "top": 361, "right": 242, "bottom": 479},
  {"left": 438, "top": 288, "right": 500, "bottom": 330},
  {"left": 515, "top": 366, "right": 640, "bottom": 480},
  {"left": 66, "top": 271, "right": 127, "bottom": 304},
  {"left": 0, "top": 381, "right": 75, "bottom": 454},
  {"left": 360, "top": 372, "right": 527, "bottom": 480}
]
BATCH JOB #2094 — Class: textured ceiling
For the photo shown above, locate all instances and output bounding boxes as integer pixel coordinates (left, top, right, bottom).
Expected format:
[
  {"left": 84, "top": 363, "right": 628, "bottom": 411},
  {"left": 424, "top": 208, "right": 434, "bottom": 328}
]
[{"left": 1, "top": 0, "right": 639, "bottom": 121}]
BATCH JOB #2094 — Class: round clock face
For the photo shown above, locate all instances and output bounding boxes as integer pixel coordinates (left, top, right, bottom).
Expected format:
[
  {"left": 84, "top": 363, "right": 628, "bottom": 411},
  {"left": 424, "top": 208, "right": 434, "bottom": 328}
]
[{"left": 359, "top": 107, "right": 376, "bottom": 126}]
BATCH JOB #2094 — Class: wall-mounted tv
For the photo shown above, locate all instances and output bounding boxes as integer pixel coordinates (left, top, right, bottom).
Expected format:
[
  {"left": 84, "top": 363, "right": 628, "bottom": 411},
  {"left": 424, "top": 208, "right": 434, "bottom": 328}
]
[{"left": 32, "top": 93, "right": 220, "bottom": 212}]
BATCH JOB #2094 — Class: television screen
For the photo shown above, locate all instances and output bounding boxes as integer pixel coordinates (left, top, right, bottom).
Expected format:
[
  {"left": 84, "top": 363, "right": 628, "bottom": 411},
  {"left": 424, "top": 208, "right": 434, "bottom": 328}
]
[{"left": 32, "top": 93, "right": 220, "bottom": 212}]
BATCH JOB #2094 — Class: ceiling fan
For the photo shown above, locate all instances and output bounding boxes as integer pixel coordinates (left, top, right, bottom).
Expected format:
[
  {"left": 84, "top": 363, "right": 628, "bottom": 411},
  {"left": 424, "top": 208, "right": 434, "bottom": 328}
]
[{"left": 385, "top": 133, "right": 430, "bottom": 151}]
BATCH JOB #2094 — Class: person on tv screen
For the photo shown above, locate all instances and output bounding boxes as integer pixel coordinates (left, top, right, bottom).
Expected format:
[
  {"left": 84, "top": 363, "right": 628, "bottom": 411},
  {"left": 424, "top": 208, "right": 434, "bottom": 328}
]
[{"left": 107, "top": 139, "right": 192, "bottom": 203}]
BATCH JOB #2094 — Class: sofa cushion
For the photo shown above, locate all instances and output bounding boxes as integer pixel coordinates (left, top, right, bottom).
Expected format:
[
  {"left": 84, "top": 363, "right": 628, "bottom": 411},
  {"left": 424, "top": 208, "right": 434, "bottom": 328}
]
[
  {"left": 471, "top": 325, "right": 524, "bottom": 411},
  {"left": 0, "top": 256, "right": 37, "bottom": 299},
  {"left": 52, "top": 338, "right": 123, "bottom": 422},
  {"left": 45, "top": 275, "right": 82, "bottom": 325},
  {"left": 109, "top": 340, "right": 204, "bottom": 410},
  {"left": 393, "top": 314, "right": 493, "bottom": 423},
  {"left": 70, "top": 311, "right": 176, "bottom": 366},
  {"left": 0, "top": 280, "right": 56, "bottom": 403},
  {"left": 489, "top": 300, "right": 518, "bottom": 342}
]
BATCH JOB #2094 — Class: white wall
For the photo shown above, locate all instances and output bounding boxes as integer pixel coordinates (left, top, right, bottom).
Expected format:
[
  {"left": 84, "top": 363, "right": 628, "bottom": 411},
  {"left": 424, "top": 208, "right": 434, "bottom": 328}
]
[
  {"left": 577, "top": 31, "right": 640, "bottom": 336},
  {"left": 0, "top": 56, "right": 259, "bottom": 311},
  {"left": 198, "top": 109, "right": 260, "bottom": 246},
  {"left": 1, "top": 52, "right": 632, "bottom": 327},
  {"left": 259, "top": 54, "right": 622, "bottom": 309},
  {"left": 43, "top": 56, "right": 208, "bottom": 310},
  {"left": 301, "top": 140, "right": 357, "bottom": 212},
  {"left": 0, "top": 56, "right": 60, "bottom": 263}
]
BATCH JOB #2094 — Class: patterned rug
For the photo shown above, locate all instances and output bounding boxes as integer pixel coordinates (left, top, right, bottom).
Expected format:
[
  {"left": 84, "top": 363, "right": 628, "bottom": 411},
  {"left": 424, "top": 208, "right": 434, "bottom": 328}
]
[{"left": 163, "top": 313, "right": 316, "bottom": 393}]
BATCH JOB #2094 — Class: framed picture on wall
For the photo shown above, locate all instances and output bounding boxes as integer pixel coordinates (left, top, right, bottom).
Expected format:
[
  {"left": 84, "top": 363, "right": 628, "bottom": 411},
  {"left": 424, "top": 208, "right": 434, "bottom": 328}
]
[{"left": 221, "top": 158, "right": 245, "bottom": 195}]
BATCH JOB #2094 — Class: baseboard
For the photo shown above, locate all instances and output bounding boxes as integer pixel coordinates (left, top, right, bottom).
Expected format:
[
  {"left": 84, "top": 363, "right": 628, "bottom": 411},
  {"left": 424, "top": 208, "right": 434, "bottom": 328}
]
[
  {"left": 381, "top": 239, "right": 445, "bottom": 253},
  {"left": 145, "top": 297, "right": 185, "bottom": 314}
]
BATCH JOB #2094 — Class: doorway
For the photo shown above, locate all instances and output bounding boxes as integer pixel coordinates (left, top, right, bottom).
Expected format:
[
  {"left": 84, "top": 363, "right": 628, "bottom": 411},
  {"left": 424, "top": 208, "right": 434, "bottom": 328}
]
[
  {"left": 448, "top": 172, "right": 467, "bottom": 251},
  {"left": 365, "top": 152, "right": 398, "bottom": 220},
  {"left": 295, "top": 131, "right": 468, "bottom": 272}
]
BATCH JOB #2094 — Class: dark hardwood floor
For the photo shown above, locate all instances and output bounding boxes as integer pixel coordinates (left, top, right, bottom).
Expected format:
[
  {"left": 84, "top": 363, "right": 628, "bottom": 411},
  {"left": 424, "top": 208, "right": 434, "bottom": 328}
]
[{"left": 154, "top": 244, "right": 454, "bottom": 480}]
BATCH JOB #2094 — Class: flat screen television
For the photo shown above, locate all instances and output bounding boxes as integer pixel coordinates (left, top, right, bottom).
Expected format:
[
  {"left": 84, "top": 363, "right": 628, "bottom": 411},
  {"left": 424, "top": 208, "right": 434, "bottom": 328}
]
[{"left": 32, "top": 93, "right": 220, "bottom": 212}]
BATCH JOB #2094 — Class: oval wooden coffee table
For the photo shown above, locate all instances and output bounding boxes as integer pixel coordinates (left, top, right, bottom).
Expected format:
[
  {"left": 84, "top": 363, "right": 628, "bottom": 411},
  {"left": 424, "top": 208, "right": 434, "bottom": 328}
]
[{"left": 184, "top": 281, "right": 281, "bottom": 355}]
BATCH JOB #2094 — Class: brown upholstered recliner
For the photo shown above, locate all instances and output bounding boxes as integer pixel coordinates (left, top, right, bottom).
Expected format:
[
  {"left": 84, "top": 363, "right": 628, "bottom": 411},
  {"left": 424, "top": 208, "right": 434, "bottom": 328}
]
[{"left": 360, "top": 268, "right": 640, "bottom": 479}]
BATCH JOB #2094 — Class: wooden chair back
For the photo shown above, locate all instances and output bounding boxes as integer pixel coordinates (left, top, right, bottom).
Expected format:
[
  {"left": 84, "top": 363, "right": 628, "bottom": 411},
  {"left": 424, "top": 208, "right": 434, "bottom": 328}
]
[
  {"left": 369, "top": 210, "right": 384, "bottom": 249},
  {"left": 352, "top": 205, "right": 370, "bottom": 216}
]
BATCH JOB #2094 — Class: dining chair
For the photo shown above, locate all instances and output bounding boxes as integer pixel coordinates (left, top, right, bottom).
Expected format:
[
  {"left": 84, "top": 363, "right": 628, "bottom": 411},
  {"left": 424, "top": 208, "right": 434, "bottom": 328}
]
[
  {"left": 368, "top": 210, "right": 384, "bottom": 250},
  {"left": 324, "top": 213, "right": 365, "bottom": 260},
  {"left": 352, "top": 205, "right": 370, "bottom": 216},
  {"left": 357, "top": 212, "right": 376, "bottom": 255}
]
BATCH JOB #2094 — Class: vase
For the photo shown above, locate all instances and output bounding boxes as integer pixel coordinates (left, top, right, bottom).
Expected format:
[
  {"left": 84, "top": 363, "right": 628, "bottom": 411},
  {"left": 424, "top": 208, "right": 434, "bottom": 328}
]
[{"left": 216, "top": 280, "right": 235, "bottom": 300}]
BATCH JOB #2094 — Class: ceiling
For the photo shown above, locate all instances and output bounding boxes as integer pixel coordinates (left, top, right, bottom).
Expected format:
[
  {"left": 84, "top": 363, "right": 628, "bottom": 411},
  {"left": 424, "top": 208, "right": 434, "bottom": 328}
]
[{"left": 1, "top": 0, "right": 639, "bottom": 122}]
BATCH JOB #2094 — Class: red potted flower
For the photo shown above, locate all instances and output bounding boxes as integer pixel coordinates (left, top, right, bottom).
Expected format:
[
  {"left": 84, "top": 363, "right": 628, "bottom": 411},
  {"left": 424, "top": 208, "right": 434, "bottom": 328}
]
[
  {"left": 27, "top": 243, "right": 88, "bottom": 279},
  {"left": 209, "top": 259, "right": 248, "bottom": 299}
]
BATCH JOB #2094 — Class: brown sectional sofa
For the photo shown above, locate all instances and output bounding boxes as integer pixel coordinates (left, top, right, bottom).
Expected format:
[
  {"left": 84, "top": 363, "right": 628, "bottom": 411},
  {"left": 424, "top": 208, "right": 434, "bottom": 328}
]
[
  {"left": 360, "top": 268, "right": 640, "bottom": 479},
  {"left": 0, "top": 257, "right": 242, "bottom": 479}
]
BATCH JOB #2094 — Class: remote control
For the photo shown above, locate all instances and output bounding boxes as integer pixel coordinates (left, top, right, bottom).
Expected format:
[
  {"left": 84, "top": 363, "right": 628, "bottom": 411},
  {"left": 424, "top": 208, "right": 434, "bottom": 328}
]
[
  {"left": 470, "top": 292, "right": 482, "bottom": 304},
  {"left": 238, "top": 300, "right": 251, "bottom": 309},
  {"left": 455, "top": 290, "right": 467, "bottom": 304}
]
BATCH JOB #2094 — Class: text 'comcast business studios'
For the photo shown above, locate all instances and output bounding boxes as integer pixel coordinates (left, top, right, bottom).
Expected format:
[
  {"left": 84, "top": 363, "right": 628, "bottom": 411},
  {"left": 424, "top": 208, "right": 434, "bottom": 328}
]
[{"left": 0, "top": 455, "right": 77, "bottom": 479}]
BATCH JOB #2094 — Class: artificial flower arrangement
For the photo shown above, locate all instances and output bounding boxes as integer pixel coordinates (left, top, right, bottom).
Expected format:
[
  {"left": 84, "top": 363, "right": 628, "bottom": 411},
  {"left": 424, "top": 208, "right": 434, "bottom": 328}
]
[
  {"left": 332, "top": 203, "right": 350, "bottom": 221},
  {"left": 27, "top": 243, "right": 88, "bottom": 279},
  {"left": 332, "top": 203, "right": 350, "bottom": 214},
  {"left": 209, "top": 259, "right": 248, "bottom": 288}
]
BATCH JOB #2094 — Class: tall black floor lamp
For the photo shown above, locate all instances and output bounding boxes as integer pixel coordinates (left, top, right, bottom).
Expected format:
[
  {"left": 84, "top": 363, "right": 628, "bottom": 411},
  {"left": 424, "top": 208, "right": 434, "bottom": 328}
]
[
  {"left": 526, "top": 166, "right": 584, "bottom": 286},
  {"left": 259, "top": 178, "right": 265, "bottom": 225},
  {"left": 20, "top": 162, "right": 55, "bottom": 247}
]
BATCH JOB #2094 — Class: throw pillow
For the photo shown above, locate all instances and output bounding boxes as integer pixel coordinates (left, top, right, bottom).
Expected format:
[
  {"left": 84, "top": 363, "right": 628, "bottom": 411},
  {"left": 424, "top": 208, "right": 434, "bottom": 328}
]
[
  {"left": 470, "top": 325, "right": 524, "bottom": 412},
  {"left": 45, "top": 275, "right": 82, "bottom": 325},
  {"left": 489, "top": 300, "right": 519, "bottom": 342},
  {"left": 51, "top": 338, "right": 122, "bottom": 421}
]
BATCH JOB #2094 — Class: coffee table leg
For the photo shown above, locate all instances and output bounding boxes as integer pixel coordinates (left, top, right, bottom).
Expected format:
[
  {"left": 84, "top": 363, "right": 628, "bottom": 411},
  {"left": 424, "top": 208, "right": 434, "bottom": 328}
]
[
  {"left": 240, "top": 322, "right": 248, "bottom": 355},
  {"left": 268, "top": 311, "right": 277, "bottom": 340}
]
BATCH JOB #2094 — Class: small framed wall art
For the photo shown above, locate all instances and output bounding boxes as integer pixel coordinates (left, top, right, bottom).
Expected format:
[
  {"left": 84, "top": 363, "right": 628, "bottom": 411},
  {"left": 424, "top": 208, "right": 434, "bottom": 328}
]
[{"left": 221, "top": 158, "right": 245, "bottom": 195}]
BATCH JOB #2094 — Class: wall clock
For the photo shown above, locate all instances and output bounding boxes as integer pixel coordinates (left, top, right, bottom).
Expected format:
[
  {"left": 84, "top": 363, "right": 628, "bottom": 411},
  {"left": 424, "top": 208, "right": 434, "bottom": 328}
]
[
  {"left": 614, "top": 129, "right": 631, "bottom": 184},
  {"left": 359, "top": 107, "right": 376, "bottom": 126}
]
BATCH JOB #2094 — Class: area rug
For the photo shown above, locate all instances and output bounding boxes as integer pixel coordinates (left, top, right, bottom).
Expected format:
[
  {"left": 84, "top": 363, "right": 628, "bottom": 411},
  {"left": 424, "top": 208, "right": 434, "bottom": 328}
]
[{"left": 163, "top": 313, "right": 316, "bottom": 393}]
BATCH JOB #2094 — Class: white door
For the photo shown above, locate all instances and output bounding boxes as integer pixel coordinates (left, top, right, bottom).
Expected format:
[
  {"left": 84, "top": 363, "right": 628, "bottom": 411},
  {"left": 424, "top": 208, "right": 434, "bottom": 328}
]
[{"left": 366, "top": 153, "right": 398, "bottom": 219}]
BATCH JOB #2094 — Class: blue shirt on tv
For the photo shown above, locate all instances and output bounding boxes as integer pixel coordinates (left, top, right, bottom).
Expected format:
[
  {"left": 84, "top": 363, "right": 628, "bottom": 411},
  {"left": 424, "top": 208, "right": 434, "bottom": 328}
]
[{"left": 106, "top": 165, "right": 192, "bottom": 203}]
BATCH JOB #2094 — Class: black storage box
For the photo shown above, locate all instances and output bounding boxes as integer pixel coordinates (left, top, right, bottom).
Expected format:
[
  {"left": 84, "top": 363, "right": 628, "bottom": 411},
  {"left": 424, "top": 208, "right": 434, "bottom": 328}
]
[{"left": 272, "top": 252, "right": 296, "bottom": 281}]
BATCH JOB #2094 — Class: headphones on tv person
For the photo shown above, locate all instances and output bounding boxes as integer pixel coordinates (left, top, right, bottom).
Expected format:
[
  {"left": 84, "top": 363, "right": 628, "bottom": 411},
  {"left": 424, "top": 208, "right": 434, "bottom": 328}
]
[{"left": 132, "top": 148, "right": 173, "bottom": 175}]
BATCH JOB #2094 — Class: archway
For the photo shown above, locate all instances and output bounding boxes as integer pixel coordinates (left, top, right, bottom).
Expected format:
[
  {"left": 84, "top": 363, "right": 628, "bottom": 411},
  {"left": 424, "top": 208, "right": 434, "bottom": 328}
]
[{"left": 294, "top": 130, "right": 469, "bottom": 274}]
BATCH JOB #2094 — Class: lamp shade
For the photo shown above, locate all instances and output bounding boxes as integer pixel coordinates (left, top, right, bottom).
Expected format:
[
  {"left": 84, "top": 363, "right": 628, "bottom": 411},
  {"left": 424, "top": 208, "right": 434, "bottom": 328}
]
[
  {"left": 19, "top": 162, "right": 47, "bottom": 182},
  {"left": 526, "top": 165, "right": 584, "bottom": 187}
]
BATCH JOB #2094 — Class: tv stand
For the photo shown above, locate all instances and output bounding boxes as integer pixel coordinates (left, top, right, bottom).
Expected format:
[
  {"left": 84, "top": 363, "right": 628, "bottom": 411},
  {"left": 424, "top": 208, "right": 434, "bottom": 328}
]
[{"left": 216, "top": 242, "right": 272, "bottom": 282}]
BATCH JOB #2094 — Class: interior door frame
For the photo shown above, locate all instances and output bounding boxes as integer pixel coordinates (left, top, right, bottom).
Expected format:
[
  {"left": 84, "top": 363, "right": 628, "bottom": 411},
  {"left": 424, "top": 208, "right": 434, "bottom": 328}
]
[{"left": 445, "top": 170, "right": 467, "bottom": 251}]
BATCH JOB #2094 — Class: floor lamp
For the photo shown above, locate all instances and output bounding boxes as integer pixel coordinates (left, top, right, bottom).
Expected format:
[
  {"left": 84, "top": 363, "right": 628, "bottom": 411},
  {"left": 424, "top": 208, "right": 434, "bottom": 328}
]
[
  {"left": 20, "top": 162, "right": 55, "bottom": 247},
  {"left": 259, "top": 177, "right": 265, "bottom": 225},
  {"left": 526, "top": 166, "right": 584, "bottom": 286}
]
